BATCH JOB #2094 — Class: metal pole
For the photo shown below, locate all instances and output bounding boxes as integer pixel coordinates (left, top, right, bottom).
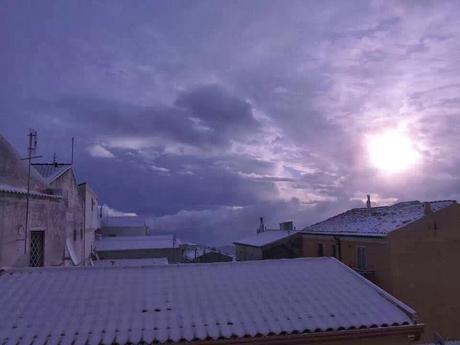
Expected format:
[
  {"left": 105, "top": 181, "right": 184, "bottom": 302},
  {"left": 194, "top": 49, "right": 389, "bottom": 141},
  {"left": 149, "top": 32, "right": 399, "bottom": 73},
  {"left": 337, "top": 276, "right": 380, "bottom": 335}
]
[{"left": 24, "top": 132, "right": 33, "bottom": 255}]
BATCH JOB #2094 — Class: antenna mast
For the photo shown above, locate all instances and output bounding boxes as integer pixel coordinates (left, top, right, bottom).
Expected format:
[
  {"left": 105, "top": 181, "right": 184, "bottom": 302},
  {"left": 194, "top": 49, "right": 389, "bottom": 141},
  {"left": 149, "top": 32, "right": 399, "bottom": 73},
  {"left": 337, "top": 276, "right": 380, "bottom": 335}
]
[
  {"left": 71, "top": 137, "right": 74, "bottom": 164},
  {"left": 24, "top": 129, "right": 38, "bottom": 255}
]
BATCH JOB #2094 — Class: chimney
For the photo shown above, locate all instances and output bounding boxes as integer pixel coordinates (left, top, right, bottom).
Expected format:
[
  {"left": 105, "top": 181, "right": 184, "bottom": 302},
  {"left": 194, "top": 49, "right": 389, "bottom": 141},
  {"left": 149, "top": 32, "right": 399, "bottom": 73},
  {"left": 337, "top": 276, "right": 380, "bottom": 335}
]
[
  {"left": 424, "top": 202, "right": 433, "bottom": 216},
  {"left": 258, "top": 217, "right": 265, "bottom": 234},
  {"left": 366, "top": 195, "right": 371, "bottom": 209}
]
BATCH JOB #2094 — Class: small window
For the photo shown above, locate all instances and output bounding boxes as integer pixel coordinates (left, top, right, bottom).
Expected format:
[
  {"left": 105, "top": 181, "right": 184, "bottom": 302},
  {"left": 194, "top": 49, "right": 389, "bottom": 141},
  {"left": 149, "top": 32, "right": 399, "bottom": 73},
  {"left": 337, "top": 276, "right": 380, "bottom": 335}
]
[
  {"left": 73, "top": 228, "right": 77, "bottom": 241},
  {"left": 91, "top": 198, "right": 95, "bottom": 211},
  {"left": 357, "top": 247, "right": 367, "bottom": 270},
  {"left": 331, "top": 244, "right": 337, "bottom": 258},
  {"left": 317, "top": 243, "right": 324, "bottom": 257}
]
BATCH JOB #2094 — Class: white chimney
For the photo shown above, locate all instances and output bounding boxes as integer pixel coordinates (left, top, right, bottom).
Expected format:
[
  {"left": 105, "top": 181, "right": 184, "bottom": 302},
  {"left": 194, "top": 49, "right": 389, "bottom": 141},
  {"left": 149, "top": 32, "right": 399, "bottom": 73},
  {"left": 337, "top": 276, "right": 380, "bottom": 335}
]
[{"left": 366, "top": 195, "right": 371, "bottom": 209}]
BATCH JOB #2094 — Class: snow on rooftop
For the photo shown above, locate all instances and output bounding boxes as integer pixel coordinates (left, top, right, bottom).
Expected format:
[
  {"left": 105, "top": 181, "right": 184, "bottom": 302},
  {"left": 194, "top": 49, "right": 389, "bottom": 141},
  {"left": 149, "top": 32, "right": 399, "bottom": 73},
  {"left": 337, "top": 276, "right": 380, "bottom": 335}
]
[
  {"left": 303, "top": 200, "right": 456, "bottom": 237},
  {"left": 32, "top": 163, "right": 72, "bottom": 184},
  {"left": 234, "top": 230, "right": 298, "bottom": 247},
  {"left": 0, "top": 258, "right": 418, "bottom": 345},
  {"left": 95, "top": 235, "right": 180, "bottom": 251},
  {"left": 93, "top": 258, "right": 169, "bottom": 266},
  {"left": 0, "top": 184, "right": 61, "bottom": 199}
]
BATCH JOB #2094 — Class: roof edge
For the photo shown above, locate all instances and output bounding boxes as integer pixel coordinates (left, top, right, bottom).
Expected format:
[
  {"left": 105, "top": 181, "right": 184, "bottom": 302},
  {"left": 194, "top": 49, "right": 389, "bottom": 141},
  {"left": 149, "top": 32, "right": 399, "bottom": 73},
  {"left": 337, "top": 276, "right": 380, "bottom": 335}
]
[
  {"left": 332, "top": 258, "right": 419, "bottom": 321},
  {"left": 187, "top": 324, "right": 424, "bottom": 345}
]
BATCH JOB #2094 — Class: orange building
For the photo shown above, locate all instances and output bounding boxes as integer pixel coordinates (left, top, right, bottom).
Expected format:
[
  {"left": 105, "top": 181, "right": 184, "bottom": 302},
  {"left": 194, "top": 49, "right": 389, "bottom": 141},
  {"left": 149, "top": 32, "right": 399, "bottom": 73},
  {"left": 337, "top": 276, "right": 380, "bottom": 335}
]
[{"left": 301, "top": 199, "right": 460, "bottom": 342}]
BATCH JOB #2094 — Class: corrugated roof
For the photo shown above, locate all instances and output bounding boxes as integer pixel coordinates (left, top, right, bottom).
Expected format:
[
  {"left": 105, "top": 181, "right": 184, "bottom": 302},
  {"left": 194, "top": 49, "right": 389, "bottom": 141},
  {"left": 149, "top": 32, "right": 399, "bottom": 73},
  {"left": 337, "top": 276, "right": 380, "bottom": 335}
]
[
  {"left": 303, "top": 200, "right": 456, "bottom": 237},
  {"left": 96, "top": 235, "right": 180, "bottom": 251},
  {"left": 234, "top": 230, "right": 297, "bottom": 247},
  {"left": 0, "top": 184, "right": 61, "bottom": 199},
  {"left": 32, "top": 163, "right": 72, "bottom": 184},
  {"left": 0, "top": 258, "right": 419, "bottom": 345}
]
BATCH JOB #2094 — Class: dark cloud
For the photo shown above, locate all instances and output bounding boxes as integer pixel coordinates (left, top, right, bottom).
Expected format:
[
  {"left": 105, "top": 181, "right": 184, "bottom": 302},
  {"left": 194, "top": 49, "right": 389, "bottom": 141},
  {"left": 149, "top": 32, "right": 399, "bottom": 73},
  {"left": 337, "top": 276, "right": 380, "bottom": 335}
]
[{"left": 2, "top": 1, "right": 460, "bottom": 245}]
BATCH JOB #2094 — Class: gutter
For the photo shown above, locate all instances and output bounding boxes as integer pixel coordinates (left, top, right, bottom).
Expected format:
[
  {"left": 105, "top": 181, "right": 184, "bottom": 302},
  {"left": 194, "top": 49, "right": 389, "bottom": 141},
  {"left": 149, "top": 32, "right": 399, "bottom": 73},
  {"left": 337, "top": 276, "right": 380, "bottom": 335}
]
[{"left": 186, "top": 324, "right": 424, "bottom": 345}]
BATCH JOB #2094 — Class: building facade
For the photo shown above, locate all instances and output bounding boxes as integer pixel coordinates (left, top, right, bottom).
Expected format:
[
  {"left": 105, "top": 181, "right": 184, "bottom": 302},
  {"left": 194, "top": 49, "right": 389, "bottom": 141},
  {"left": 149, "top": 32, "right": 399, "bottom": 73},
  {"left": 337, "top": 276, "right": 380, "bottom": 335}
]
[
  {"left": 0, "top": 134, "right": 66, "bottom": 267},
  {"left": 301, "top": 200, "right": 460, "bottom": 341},
  {"left": 78, "top": 182, "right": 100, "bottom": 264},
  {"left": 33, "top": 163, "right": 85, "bottom": 265}
]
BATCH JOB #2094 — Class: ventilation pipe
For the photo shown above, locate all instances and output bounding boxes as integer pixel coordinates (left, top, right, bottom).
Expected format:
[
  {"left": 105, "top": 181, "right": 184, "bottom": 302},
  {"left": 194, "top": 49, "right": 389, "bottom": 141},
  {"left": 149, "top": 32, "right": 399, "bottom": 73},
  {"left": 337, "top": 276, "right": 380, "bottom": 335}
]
[{"left": 366, "top": 194, "right": 371, "bottom": 209}]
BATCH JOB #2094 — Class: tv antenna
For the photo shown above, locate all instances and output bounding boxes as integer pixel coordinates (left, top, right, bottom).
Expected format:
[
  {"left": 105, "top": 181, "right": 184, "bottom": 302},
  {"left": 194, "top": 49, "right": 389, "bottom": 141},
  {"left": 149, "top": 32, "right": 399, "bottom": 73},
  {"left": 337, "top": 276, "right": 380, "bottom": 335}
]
[{"left": 21, "top": 129, "right": 42, "bottom": 255}]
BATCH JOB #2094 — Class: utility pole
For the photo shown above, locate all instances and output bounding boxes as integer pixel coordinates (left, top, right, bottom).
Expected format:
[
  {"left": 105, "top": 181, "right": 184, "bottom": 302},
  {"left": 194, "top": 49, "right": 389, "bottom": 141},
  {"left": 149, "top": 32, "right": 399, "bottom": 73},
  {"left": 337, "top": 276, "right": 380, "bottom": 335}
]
[{"left": 24, "top": 129, "right": 38, "bottom": 254}]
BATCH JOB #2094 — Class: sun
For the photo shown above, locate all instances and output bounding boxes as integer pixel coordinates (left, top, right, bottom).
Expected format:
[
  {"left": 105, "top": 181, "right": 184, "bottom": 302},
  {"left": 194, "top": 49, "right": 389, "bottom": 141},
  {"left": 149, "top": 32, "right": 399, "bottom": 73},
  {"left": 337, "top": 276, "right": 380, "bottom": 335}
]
[{"left": 367, "top": 126, "right": 420, "bottom": 174}]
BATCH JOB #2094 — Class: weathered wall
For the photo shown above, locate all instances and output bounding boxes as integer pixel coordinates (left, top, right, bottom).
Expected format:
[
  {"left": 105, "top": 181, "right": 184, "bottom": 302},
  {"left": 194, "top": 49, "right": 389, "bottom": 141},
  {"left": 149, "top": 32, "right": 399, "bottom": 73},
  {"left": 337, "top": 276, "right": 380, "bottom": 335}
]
[
  {"left": 78, "top": 183, "right": 100, "bottom": 263},
  {"left": 302, "top": 234, "right": 392, "bottom": 290},
  {"left": 235, "top": 244, "right": 263, "bottom": 261},
  {"left": 51, "top": 170, "right": 84, "bottom": 265},
  {"left": 97, "top": 247, "right": 183, "bottom": 263},
  {"left": 387, "top": 203, "right": 460, "bottom": 341},
  {"left": 0, "top": 193, "right": 65, "bottom": 267}
]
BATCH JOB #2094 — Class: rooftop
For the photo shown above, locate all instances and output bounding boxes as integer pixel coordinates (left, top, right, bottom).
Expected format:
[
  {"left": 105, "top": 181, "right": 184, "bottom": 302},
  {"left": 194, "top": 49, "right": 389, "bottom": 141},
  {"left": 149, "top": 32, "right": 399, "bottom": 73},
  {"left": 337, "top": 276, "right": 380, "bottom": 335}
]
[
  {"left": 95, "top": 235, "right": 180, "bottom": 251},
  {"left": 303, "top": 200, "right": 456, "bottom": 237},
  {"left": 92, "top": 258, "right": 169, "bottom": 266},
  {"left": 32, "top": 163, "right": 72, "bottom": 184},
  {"left": 0, "top": 184, "right": 61, "bottom": 200},
  {"left": 0, "top": 258, "right": 419, "bottom": 345},
  {"left": 234, "top": 230, "right": 298, "bottom": 247}
]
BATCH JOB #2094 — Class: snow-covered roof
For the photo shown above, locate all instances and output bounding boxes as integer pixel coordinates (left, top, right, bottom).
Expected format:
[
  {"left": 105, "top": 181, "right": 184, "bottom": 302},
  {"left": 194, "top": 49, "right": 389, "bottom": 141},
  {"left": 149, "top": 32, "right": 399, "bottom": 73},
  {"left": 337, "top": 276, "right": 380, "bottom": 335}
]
[
  {"left": 93, "top": 258, "right": 169, "bottom": 266},
  {"left": 303, "top": 200, "right": 456, "bottom": 237},
  {"left": 96, "top": 235, "right": 180, "bottom": 252},
  {"left": 0, "top": 184, "right": 61, "bottom": 199},
  {"left": 32, "top": 163, "right": 72, "bottom": 184},
  {"left": 234, "top": 230, "right": 298, "bottom": 247},
  {"left": 0, "top": 258, "right": 419, "bottom": 345}
]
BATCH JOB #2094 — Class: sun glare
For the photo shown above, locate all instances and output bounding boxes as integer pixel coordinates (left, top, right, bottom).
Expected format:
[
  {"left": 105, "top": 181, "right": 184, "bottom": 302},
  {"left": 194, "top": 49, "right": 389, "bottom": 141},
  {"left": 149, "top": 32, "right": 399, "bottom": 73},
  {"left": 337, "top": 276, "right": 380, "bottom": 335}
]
[{"left": 367, "top": 126, "right": 420, "bottom": 174}]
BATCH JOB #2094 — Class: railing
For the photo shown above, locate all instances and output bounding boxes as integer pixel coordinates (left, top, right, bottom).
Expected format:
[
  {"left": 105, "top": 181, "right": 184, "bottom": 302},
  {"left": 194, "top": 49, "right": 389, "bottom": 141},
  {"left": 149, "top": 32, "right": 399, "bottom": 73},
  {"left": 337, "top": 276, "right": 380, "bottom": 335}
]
[{"left": 355, "top": 268, "right": 376, "bottom": 283}]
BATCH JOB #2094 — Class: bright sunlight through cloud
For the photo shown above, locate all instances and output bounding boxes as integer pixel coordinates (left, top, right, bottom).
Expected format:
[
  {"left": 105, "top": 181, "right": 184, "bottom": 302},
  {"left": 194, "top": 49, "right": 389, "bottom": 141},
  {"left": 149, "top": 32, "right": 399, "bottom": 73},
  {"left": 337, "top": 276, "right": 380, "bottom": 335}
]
[{"left": 367, "top": 125, "right": 420, "bottom": 174}]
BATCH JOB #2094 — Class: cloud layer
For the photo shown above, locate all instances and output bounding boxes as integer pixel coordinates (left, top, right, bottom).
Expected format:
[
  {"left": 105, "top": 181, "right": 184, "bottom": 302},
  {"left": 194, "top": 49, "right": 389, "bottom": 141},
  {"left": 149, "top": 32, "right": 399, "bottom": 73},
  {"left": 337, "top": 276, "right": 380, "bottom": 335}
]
[{"left": 1, "top": 1, "right": 460, "bottom": 244}]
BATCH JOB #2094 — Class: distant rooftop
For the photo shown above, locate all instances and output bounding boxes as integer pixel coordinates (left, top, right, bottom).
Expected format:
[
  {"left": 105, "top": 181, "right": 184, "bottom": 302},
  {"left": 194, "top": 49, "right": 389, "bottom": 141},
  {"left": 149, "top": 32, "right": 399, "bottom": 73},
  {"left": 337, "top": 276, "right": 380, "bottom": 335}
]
[
  {"left": 234, "top": 229, "right": 298, "bottom": 247},
  {"left": 101, "top": 216, "right": 147, "bottom": 228},
  {"left": 0, "top": 258, "right": 420, "bottom": 345},
  {"left": 92, "top": 258, "right": 168, "bottom": 266},
  {"left": 32, "top": 163, "right": 72, "bottom": 184},
  {"left": 303, "top": 200, "right": 456, "bottom": 237},
  {"left": 95, "top": 235, "right": 181, "bottom": 252}
]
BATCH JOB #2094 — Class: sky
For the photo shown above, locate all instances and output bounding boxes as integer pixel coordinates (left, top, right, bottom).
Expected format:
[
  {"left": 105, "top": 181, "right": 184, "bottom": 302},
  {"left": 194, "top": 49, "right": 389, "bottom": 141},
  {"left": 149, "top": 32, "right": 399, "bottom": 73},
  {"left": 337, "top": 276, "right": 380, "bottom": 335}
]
[{"left": 1, "top": 1, "right": 460, "bottom": 245}]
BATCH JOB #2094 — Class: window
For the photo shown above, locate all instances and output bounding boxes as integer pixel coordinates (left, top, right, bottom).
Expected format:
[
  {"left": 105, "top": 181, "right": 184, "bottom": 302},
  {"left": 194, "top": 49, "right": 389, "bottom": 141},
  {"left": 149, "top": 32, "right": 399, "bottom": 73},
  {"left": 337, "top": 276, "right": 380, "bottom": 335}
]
[
  {"left": 317, "top": 243, "right": 324, "bottom": 257},
  {"left": 357, "top": 246, "right": 367, "bottom": 270},
  {"left": 30, "top": 231, "right": 44, "bottom": 267},
  {"left": 73, "top": 228, "right": 77, "bottom": 241},
  {"left": 331, "top": 244, "right": 338, "bottom": 258},
  {"left": 91, "top": 198, "right": 94, "bottom": 211}
]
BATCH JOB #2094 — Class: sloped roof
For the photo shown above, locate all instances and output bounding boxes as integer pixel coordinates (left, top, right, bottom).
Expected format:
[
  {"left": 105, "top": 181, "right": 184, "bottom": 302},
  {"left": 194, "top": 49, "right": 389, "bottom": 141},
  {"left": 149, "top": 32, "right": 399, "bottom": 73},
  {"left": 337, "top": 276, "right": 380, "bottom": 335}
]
[
  {"left": 0, "top": 134, "right": 47, "bottom": 190},
  {"left": 0, "top": 184, "right": 61, "bottom": 199},
  {"left": 32, "top": 163, "right": 72, "bottom": 184},
  {"left": 234, "top": 230, "right": 298, "bottom": 247},
  {"left": 303, "top": 200, "right": 456, "bottom": 237},
  {"left": 95, "top": 235, "right": 180, "bottom": 252},
  {"left": 0, "top": 258, "right": 419, "bottom": 345}
]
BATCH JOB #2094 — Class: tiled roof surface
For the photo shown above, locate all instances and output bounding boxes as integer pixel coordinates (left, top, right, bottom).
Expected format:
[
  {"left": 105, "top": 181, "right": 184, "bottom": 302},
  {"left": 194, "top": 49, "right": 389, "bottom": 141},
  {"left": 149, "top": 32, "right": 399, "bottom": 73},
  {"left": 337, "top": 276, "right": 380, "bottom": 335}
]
[
  {"left": 303, "top": 200, "right": 456, "bottom": 237},
  {"left": 93, "top": 258, "right": 169, "bottom": 266},
  {"left": 32, "top": 163, "right": 72, "bottom": 183},
  {"left": 0, "top": 184, "right": 61, "bottom": 199},
  {"left": 0, "top": 258, "right": 418, "bottom": 345},
  {"left": 96, "top": 235, "right": 180, "bottom": 251},
  {"left": 234, "top": 230, "right": 297, "bottom": 247}
]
